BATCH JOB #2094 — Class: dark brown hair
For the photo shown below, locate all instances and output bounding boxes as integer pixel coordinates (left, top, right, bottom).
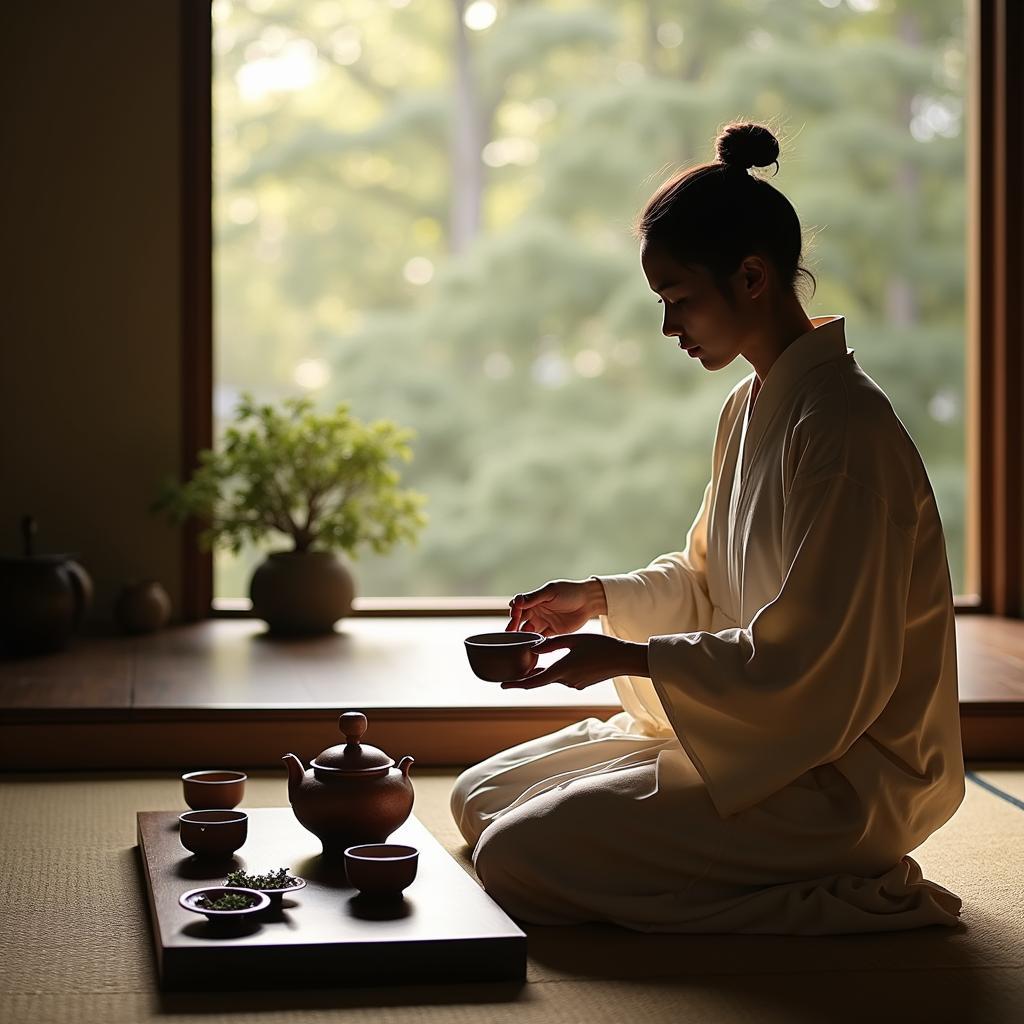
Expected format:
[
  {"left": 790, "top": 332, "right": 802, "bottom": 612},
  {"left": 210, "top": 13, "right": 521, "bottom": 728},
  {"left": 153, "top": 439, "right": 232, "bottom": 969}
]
[{"left": 636, "top": 122, "right": 815, "bottom": 298}]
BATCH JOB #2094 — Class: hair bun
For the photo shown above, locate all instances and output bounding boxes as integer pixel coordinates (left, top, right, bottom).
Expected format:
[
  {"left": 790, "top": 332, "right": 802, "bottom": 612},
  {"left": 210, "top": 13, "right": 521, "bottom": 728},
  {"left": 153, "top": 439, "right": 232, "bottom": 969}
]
[{"left": 715, "top": 122, "right": 780, "bottom": 171}]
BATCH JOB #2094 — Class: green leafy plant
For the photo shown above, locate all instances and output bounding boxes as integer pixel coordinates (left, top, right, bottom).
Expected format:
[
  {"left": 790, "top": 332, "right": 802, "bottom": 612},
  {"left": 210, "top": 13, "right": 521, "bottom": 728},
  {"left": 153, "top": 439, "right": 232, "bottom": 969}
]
[
  {"left": 155, "top": 393, "right": 427, "bottom": 557},
  {"left": 224, "top": 867, "right": 298, "bottom": 890},
  {"left": 196, "top": 892, "right": 259, "bottom": 911}
]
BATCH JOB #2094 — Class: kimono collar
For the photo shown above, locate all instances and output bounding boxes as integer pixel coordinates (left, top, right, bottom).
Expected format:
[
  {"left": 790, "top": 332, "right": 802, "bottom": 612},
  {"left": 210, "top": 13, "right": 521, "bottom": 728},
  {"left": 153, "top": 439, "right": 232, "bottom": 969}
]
[{"left": 742, "top": 315, "right": 852, "bottom": 459}]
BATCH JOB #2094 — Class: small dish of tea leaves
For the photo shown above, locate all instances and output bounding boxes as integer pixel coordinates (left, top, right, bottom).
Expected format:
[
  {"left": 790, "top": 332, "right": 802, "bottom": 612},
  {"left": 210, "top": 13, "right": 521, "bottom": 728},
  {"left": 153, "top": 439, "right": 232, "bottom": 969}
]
[{"left": 224, "top": 867, "right": 306, "bottom": 904}]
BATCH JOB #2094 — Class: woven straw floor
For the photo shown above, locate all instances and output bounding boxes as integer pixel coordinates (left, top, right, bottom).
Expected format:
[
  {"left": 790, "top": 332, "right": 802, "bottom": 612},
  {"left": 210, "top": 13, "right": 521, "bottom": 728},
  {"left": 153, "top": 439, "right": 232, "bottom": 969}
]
[{"left": 1, "top": 766, "right": 1022, "bottom": 1024}]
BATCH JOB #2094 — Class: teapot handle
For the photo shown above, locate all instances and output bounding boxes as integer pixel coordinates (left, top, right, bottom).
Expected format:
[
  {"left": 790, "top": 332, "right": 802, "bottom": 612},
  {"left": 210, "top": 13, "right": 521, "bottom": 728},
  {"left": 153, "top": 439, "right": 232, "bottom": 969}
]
[
  {"left": 397, "top": 755, "right": 414, "bottom": 778},
  {"left": 63, "top": 561, "right": 94, "bottom": 629}
]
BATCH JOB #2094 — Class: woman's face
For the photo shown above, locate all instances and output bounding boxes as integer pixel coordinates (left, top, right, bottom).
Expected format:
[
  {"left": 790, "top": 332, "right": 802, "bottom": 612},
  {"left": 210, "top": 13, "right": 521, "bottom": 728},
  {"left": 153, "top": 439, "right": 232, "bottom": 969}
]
[{"left": 640, "top": 241, "right": 760, "bottom": 371}]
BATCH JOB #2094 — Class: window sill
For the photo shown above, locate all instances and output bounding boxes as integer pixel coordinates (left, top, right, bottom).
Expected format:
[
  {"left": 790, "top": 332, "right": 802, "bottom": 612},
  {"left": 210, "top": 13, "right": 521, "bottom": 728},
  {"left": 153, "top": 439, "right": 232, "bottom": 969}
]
[
  {"left": 0, "top": 615, "right": 618, "bottom": 770},
  {"left": 1, "top": 614, "right": 1021, "bottom": 770}
]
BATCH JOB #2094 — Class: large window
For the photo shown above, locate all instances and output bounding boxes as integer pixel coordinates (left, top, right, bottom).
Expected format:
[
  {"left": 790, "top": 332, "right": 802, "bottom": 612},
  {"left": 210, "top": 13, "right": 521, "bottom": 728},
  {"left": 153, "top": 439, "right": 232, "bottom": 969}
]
[{"left": 212, "top": 0, "right": 969, "bottom": 601}]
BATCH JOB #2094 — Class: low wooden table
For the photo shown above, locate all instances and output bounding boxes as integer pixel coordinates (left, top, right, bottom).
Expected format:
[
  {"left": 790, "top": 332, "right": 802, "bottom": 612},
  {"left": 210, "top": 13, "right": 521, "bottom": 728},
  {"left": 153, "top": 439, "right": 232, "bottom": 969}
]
[{"left": 136, "top": 808, "right": 526, "bottom": 990}]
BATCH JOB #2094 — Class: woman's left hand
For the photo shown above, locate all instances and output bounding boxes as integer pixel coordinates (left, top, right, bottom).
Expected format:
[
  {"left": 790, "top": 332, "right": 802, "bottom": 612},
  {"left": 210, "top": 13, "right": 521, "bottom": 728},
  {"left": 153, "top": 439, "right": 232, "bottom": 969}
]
[{"left": 500, "top": 633, "right": 649, "bottom": 690}]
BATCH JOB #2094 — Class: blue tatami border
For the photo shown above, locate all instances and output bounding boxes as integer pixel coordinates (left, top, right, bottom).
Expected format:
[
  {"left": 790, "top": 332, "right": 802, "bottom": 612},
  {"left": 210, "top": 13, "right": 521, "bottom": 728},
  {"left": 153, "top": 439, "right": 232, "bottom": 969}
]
[{"left": 966, "top": 770, "right": 1024, "bottom": 813}]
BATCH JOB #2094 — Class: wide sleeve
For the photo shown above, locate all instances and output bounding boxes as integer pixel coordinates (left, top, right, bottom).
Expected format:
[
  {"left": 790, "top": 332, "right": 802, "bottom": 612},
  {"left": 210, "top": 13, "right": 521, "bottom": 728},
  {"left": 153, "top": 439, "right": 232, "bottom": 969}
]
[
  {"left": 648, "top": 472, "right": 916, "bottom": 818},
  {"left": 591, "top": 478, "right": 715, "bottom": 644}
]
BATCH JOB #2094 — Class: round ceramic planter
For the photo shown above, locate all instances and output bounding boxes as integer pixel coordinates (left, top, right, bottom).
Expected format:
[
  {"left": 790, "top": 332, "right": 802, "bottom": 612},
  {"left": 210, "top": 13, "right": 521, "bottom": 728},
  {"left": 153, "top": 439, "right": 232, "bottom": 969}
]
[{"left": 249, "top": 551, "right": 355, "bottom": 636}]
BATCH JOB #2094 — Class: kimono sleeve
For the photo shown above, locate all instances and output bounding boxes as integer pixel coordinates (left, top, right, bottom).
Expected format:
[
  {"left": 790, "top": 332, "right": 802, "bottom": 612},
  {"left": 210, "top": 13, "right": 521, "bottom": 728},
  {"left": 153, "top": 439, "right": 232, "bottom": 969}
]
[
  {"left": 592, "top": 478, "right": 715, "bottom": 643},
  {"left": 648, "top": 472, "right": 916, "bottom": 818}
]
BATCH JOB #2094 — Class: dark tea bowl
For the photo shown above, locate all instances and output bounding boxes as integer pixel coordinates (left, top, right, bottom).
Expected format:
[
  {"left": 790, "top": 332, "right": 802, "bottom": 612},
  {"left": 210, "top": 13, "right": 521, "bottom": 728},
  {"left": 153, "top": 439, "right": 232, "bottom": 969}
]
[
  {"left": 179, "top": 810, "right": 248, "bottom": 858},
  {"left": 464, "top": 631, "right": 543, "bottom": 682},
  {"left": 181, "top": 769, "right": 247, "bottom": 810},
  {"left": 344, "top": 844, "right": 419, "bottom": 898}
]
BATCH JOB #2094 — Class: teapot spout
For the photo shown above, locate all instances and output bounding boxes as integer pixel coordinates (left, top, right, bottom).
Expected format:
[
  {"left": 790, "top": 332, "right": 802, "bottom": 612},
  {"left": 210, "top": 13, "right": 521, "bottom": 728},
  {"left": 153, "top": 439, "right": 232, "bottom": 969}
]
[
  {"left": 397, "top": 755, "right": 414, "bottom": 778},
  {"left": 282, "top": 753, "right": 305, "bottom": 800}
]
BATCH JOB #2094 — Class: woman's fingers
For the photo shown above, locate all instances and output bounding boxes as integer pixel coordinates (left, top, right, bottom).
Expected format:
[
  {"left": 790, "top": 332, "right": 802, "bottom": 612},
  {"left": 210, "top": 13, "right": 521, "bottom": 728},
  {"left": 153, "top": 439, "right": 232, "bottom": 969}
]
[
  {"left": 531, "top": 634, "right": 574, "bottom": 654},
  {"left": 510, "top": 584, "right": 573, "bottom": 635},
  {"left": 507, "top": 592, "right": 530, "bottom": 631},
  {"left": 507, "top": 592, "right": 531, "bottom": 631},
  {"left": 501, "top": 671, "right": 556, "bottom": 689},
  {"left": 525, "top": 614, "right": 554, "bottom": 636}
]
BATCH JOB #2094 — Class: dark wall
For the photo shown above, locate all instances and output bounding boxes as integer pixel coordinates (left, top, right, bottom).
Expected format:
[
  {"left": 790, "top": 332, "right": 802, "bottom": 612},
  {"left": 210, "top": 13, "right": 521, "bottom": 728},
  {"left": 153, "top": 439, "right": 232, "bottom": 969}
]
[{"left": 0, "top": 2, "right": 184, "bottom": 622}]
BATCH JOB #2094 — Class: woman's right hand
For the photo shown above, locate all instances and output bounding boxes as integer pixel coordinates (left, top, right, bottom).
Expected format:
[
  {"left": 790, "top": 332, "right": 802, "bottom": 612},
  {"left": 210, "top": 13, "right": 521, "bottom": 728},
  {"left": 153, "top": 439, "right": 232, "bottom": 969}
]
[{"left": 506, "top": 578, "right": 607, "bottom": 636}]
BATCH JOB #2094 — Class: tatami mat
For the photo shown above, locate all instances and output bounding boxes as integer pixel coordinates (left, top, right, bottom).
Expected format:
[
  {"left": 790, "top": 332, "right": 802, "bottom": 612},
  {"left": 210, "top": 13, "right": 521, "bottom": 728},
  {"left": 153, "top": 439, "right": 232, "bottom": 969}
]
[
  {"left": 1, "top": 766, "right": 1022, "bottom": 1024},
  {"left": 973, "top": 768, "right": 1024, "bottom": 807}
]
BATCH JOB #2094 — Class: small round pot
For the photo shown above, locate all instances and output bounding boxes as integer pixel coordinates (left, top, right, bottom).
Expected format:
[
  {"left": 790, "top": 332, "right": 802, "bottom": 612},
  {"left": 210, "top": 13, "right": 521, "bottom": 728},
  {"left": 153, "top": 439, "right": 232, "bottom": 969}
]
[
  {"left": 179, "top": 810, "right": 248, "bottom": 858},
  {"left": 114, "top": 580, "right": 171, "bottom": 634},
  {"left": 464, "top": 632, "right": 543, "bottom": 682},
  {"left": 344, "top": 844, "right": 419, "bottom": 898},
  {"left": 249, "top": 551, "right": 355, "bottom": 636},
  {"left": 181, "top": 770, "right": 247, "bottom": 810},
  {"left": 179, "top": 886, "right": 270, "bottom": 923}
]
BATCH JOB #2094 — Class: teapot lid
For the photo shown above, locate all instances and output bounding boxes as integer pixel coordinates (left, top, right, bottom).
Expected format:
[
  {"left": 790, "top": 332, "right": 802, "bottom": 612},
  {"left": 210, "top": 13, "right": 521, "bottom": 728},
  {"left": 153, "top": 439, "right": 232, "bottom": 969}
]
[{"left": 311, "top": 711, "right": 395, "bottom": 773}]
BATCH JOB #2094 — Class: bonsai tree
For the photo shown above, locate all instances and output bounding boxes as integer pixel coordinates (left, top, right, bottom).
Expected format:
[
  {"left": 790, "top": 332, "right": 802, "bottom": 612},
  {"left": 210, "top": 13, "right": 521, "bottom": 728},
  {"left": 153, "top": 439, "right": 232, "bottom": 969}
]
[{"left": 156, "top": 393, "right": 428, "bottom": 559}]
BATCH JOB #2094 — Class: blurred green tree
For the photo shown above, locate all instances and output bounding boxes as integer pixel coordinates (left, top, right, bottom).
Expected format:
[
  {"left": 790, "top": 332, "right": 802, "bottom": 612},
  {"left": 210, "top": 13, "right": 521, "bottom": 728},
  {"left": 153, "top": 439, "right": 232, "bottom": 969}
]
[{"left": 211, "top": 0, "right": 966, "bottom": 600}]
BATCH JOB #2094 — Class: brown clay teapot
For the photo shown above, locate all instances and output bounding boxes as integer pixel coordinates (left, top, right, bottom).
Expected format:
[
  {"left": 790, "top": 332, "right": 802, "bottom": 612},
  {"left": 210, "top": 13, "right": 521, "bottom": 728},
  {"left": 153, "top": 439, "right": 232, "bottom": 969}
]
[{"left": 283, "top": 711, "right": 414, "bottom": 857}]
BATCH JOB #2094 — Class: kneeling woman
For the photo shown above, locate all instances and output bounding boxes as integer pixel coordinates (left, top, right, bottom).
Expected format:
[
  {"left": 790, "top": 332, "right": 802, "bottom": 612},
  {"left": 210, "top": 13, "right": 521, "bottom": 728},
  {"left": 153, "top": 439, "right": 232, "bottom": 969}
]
[{"left": 450, "top": 122, "right": 965, "bottom": 935}]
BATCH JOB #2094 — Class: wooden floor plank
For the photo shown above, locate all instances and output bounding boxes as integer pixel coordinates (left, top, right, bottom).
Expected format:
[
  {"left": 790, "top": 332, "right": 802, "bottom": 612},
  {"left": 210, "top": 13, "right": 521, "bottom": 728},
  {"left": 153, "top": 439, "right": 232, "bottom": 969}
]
[
  {"left": 956, "top": 616, "right": 1024, "bottom": 701},
  {"left": 127, "top": 618, "right": 617, "bottom": 711},
  {"left": 0, "top": 636, "right": 133, "bottom": 709},
  {"left": 6, "top": 615, "right": 1020, "bottom": 712}
]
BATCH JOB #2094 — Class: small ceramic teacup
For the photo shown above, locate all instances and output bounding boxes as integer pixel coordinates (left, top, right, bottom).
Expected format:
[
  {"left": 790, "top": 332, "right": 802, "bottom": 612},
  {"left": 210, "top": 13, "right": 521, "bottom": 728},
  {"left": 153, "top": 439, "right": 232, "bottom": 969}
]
[
  {"left": 464, "top": 631, "right": 543, "bottom": 682},
  {"left": 181, "top": 769, "right": 247, "bottom": 810},
  {"left": 344, "top": 844, "right": 419, "bottom": 897},
  {"left": 179, "top": 810, "right": 248, "bottom": 858}
]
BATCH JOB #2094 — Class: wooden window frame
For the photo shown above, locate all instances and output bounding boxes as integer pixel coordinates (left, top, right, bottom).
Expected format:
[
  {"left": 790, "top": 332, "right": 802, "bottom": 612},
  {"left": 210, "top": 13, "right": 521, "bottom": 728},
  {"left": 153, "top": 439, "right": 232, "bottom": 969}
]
[
  {"left": 181, "top": 0, "right": 1022, "bottom": 622},
  {"left": 967, "top": 0, "right": 1023, "bottom": 617}
]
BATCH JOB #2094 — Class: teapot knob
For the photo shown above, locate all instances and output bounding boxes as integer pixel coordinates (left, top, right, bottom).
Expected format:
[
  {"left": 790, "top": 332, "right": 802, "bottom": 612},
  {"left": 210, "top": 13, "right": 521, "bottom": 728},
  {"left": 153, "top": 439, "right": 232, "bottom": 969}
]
[{"left": 339, "top": 711, "right": 367, "bottom": 744}]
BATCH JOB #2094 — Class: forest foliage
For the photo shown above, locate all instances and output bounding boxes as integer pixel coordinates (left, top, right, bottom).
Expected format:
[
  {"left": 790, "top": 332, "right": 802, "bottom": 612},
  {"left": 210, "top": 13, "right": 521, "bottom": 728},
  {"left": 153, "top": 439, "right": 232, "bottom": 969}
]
[{"left": 212, "top": 0, "right": 967, "bottom": 598}]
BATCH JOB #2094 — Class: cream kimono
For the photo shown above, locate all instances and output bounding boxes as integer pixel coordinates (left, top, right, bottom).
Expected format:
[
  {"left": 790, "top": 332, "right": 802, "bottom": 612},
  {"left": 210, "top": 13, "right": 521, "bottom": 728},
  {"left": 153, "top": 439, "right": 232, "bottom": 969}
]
[{"left": 451, "top": 315, "right": 965, "bottom": 934}]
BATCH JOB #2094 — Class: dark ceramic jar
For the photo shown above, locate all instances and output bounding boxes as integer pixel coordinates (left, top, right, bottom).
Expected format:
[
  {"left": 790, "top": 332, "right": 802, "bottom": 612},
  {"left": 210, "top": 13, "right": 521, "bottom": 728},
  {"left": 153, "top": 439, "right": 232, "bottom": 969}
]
[
  {"left": 0, "top": 555, "right": 93, "bottom": 654},
  {"left": 0, "top": 519, "right": 93, "bottom": 655}
]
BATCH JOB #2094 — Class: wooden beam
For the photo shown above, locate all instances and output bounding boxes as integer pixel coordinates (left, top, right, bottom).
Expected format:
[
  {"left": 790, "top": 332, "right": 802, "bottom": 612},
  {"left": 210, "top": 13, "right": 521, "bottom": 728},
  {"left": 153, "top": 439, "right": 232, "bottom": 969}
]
[
  {"left": 973, "top": 0, "right": 1024, "bottom": 617},
  {"left": 180, "top": 1, "right": 214, "bottom": 621},
  {"left": 0, "top": 707, "right": 619, "bottom": 771}
]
